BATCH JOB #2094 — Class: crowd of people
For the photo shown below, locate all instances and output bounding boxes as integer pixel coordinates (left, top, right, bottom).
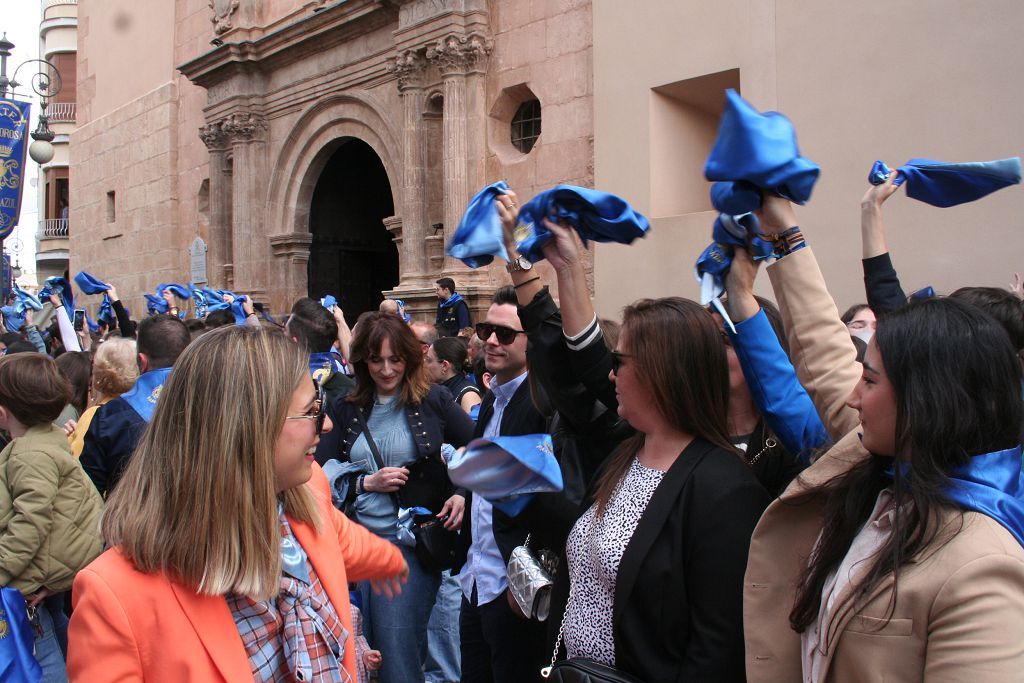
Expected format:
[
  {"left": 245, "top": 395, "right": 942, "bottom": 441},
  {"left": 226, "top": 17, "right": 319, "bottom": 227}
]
[{"left": 0, "top": 155, "right": 1022, "bottom": 683}]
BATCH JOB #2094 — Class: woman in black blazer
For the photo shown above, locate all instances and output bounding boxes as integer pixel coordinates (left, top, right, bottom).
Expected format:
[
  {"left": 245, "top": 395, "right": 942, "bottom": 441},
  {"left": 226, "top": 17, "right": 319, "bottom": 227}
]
[{"left": 560, "top": 297, "right": 771, "bottom": 682}]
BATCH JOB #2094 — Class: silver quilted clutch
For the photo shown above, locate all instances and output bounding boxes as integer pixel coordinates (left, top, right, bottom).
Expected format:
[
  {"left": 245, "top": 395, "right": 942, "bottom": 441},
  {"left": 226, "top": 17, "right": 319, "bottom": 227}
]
[{"left": 507, "top": 534, "right": 558, "bottom": 621}]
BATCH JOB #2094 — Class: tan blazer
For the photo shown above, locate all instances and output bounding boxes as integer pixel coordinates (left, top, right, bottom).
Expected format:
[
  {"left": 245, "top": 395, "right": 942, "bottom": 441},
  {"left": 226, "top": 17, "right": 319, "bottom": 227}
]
[{"left": 745, "top": 247, "right": 1024, "bottom": 682}]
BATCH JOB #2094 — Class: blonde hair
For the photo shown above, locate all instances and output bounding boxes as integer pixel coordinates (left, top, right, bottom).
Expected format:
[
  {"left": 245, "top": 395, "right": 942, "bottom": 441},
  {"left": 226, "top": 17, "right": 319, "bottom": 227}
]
[
  {"left": 91, "top": 337, "right": 139, "bottom": 403},
  {"left": 102, "top": 325, "right": 320, "bottom": 600}
]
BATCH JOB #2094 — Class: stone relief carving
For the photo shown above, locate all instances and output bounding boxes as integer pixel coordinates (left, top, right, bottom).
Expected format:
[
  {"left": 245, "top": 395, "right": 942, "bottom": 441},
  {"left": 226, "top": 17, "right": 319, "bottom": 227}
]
[
  {"left": 388, "top": 49, "right": 428, "bottom": 90},
  {"left": 200, "top": 112, "right": 268, "bottom": 147},
  {"left": 221, "top": 112, "right": 268, "bottom": 141},
  {"left": 425, "top": 33, "right": 491, "bottom": 76},
  {"left": 208, "top": 0, "right": 240, "bottom": 36},
  {"left": 198, "top": 121, "right": 229, "bottom": 150}
]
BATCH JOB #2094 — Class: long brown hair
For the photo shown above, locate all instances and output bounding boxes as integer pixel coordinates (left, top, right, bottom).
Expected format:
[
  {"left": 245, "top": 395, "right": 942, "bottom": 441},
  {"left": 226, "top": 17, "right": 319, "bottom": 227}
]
[
  {"left": 592, "top": 297, "right": 737, "bottom": 512},
  {"left": 347, "top": 311, "right": 431, "bottom": 407},
  {"left": 102, "top": 325, "right": 320, "bottom": 600},
  {"left": 789, "top": 298, "right": 1024, "bottom": 635}
]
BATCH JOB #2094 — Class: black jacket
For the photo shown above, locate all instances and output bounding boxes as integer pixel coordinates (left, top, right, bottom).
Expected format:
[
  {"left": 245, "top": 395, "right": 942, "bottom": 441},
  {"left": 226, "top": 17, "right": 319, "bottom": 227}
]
[
  {"left": 314, "top": 384, "right": 474, "bottom": 500},
  {"left": 79, "top": 397, "right": 147, "bottom": 496},
  {"left": 453, "top": 378, "right": 548, "bottom": 570},
  {"left": 607, "top": 438, "right": 770, "bottom": 682}
]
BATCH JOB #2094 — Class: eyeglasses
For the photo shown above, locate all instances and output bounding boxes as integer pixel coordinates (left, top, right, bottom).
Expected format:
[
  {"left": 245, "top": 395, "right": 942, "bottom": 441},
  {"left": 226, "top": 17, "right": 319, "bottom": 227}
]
[
  {"left": 610, "top": 351, "right": 633, "bottom": 374},
  {"left": 475, "top": 322, "right": 526, "bottom": 346},
  {"left": 286, "top": 380, "right": 327, "bottom": 435}
]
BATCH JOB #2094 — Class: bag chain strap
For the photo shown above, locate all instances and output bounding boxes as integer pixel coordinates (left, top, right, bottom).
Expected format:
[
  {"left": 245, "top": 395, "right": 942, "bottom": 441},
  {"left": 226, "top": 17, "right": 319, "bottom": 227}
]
[{"left": 540, "top": 585, "right": 571, "bottom": 678}]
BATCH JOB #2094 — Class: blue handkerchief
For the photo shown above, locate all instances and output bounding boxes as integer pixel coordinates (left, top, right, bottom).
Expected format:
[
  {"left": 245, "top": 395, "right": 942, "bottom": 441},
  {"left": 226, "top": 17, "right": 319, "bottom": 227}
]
[
  {"left": 448, "top": 434, "right": 562, "bottom": 506},
  {"left": 868, "top": 157, "right": 1021, "bottom": 208},
  {"left": 515, "top": 185, "right": 650, "bottom": 263},
  {"left": 157, "top": 283, "right": 191, "bottom": 301},
  {"left": 11, "top": 284, "right": 42, "bottom": 314},
  {"left": 0, "top": 587, "right": 42, "bottom": 683},
  {"left": 705, "top": 89, "right": 820, "bottom": 206},
  {"left": 321, "top": 295, "right": 337, "bottom": 310},
  {"left": 447, "top": 181, "right": 511, "bottom": 268},
  {"left": 39, "top": 276, "right": 74, "bottom": 313},
  {"left": 0, "top": 307, "right": 24, "bottom": 333},
  {"left": 73, "top": 271, "right": 110, "bottom": 295}
]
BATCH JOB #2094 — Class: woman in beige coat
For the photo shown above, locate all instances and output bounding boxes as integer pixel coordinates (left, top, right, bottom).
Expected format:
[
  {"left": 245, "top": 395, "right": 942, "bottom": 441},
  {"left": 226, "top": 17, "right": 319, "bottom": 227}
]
[{"left": 742, "top": 195, "right": 1024, "bottom": 683}]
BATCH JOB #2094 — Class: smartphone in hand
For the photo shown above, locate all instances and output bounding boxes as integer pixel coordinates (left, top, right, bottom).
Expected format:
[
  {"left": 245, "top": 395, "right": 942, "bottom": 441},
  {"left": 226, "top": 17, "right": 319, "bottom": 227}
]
[{"left": 73, "top": 308, "right": 86, "bottom": 331}]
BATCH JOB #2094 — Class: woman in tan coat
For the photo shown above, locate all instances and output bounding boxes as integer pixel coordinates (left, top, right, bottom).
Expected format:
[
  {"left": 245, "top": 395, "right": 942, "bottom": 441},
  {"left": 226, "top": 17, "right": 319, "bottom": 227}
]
[{"left": 743, "top": 195, "right": 1024, "bottom": 683}]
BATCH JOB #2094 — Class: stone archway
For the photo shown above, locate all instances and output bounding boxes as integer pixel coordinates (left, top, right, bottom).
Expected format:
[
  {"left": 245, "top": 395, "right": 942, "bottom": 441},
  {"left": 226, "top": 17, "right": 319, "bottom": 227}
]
[
  {"left": 265, "top": 91, "right": 403, "bottom": 313},
  {"left": 307, "top": 138, "right": 398, "bottom": 324}
]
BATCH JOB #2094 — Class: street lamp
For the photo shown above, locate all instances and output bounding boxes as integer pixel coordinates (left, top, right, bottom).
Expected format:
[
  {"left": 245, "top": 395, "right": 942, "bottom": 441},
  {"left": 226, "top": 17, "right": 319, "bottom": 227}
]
[{"left": 0, "top": 33, "right": 62, "bottom": 164}]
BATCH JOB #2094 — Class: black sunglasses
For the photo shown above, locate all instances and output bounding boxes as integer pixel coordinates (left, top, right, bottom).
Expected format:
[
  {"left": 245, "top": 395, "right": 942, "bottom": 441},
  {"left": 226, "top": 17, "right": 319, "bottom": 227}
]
[
  {"left": 610, "top": 351, "right": 633, "bottom": 374},
  {"left": 475, "top": 322, "right": 526, "bottom": 346},
  {"left": 286, "top": 379, "right": 327, "bottom": 435}
]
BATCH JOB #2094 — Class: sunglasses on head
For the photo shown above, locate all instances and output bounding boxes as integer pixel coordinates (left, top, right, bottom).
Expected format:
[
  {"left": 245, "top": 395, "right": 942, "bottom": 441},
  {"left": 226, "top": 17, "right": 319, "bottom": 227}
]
[
  {"left": 285, "top": 379, "right": 327, "bottom": 435},
  {"left": 475, "top": 322, "right": 526, "bottom": 346}
]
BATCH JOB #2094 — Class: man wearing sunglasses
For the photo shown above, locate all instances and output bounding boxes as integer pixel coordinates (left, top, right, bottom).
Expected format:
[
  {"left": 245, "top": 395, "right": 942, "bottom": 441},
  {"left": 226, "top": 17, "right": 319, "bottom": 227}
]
[{"left": 456, "top": 286, "right": 548, "bottom": 683}]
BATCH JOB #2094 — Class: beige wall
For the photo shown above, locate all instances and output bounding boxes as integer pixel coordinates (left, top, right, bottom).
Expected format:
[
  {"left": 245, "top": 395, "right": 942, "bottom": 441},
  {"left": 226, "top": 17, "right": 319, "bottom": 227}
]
[
  {"left": 76, "top": 0, "right": 176, "bottom": 125},
  {"left": 592, "top": 0, "right": 1024, "bottom": 317}
]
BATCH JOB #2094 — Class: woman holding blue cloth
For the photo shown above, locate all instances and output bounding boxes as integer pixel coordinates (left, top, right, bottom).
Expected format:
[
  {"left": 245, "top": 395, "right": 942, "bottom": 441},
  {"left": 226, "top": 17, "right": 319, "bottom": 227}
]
[
  {"left": 326, "top": 312, "right": 474, "bottom": 683},
  {"left": 744, "top": 195, "right": 1024, "bottom": 682}
]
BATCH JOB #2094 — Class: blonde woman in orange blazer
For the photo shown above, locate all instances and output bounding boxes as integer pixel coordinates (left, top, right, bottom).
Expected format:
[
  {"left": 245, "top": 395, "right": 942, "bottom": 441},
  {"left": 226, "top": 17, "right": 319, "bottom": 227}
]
[{"left": 67, "top": 325, "right": 408, "bottom": 682}]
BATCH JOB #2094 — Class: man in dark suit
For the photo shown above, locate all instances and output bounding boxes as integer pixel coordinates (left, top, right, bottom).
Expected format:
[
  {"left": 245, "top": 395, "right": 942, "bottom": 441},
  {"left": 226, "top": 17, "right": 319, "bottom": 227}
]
[
  {"left": 456, "top": 286, "right": 547, "bottom": 683},
  {"left": 79, "top": 315, "right": 190, "bottom": 496}
]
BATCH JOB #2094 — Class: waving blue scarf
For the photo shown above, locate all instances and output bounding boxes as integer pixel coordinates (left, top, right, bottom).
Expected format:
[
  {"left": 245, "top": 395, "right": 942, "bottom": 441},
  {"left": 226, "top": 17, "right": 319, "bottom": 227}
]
[
  {"left": 201, "top": 287, "right": 232, "bottom": 313},
  {"left": 704, "top": 89, "right": 821, "bottom": 209},
  {"left": 73, "top": 271, "right": 109, "bottom": 296},
  {"left": 888, "top": 445, "right": 1024, "bottom": 547},
  {"left": 320, "top": 295, "right": 337, "bottom": 310},
  {"left": 448, "top": 434, "right": 562, "bottom": 517},
  {"left": 868, "top": 158, "right": 1021, "bottom": 208},
  {"left": 39, "top": 276, "right": 74, "bottom": 313},
  {"left": 447, "top": 181, "right": 651, "bottom": 267},
  {"left": 189, "top": 284, "right": 209, "bottom": 319},
  {"left": 515, "top": 185, "right": 650, "bottom": 263},
  {"left": 120, "top": 367, "right": 173, "bottom": 422},
  {"left": 447, "top": 181, "right": 511, "bottom": 267}
]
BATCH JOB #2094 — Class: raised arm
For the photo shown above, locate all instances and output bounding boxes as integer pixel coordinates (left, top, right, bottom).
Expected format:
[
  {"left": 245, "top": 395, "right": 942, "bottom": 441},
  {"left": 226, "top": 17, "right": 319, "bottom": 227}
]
[
  {"left": 724, "top": 247, "right": 828, "bottom": 457},
  {"left": 760, "top": 195, "right": 861, "bottom": 440},
  {"left": 861, "top": 171, "right": 907, "bottom": 313}
]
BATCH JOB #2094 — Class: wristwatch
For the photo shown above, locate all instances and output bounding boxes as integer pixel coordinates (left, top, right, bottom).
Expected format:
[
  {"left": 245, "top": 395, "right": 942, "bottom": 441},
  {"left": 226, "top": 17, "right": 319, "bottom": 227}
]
[{"left": 506, "top": 255, "right": 533, "bottom": 273}]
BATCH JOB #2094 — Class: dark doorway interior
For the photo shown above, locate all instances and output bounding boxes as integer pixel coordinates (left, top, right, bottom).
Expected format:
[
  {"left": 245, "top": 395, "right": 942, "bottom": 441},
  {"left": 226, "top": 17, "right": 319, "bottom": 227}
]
[{"left": 308, "top": 139, "right": 398, "bottom": 325}]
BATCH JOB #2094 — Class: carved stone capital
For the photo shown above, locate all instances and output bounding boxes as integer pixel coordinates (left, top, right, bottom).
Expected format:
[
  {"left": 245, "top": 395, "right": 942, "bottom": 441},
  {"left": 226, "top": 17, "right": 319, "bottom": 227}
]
[
  {"left": 221, "top": 112, "right": 268, "bottom": 142},
  {"left": 426, "top": 32, "right": 491, "bottom": 76},
  {"left": 208, "top": 0, "right": 240, "bottom": 36},
  {"left": 198, "top": 121, "right": 230, "bottom": 150},
  {"left": 388, "top": 49, "right": 427, "bottom": 91}
]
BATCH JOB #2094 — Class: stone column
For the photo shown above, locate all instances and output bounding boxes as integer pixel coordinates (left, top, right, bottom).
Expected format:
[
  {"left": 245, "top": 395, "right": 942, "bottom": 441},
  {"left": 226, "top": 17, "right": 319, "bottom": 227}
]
[
  {"left": 391, "top": 51, "right": 428, "bottom": 286},
  {"left": 427, "top": 34, "right": 490, "bottom": 276},
  {"left": 221, "top": 111, "right": 269, "bottom": 300},
  {"left": 198, "top": 121, "right": 232, "bottom": 288}
]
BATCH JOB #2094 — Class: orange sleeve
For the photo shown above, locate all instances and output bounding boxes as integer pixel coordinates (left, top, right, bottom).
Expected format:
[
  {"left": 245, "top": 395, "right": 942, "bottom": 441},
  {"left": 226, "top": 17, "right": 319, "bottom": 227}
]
[
  {"left": 332, "top": 505, "right": 405, "bottom": 582},
  {"left": 68, "top": 567, "right": 145, "bottom": 682}
]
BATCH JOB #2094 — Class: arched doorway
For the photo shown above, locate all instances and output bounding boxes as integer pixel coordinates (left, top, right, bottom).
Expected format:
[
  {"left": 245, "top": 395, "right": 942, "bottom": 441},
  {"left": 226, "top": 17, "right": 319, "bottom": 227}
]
[{"left": 308, "top": 138, "right": 398, "bottom": 324}]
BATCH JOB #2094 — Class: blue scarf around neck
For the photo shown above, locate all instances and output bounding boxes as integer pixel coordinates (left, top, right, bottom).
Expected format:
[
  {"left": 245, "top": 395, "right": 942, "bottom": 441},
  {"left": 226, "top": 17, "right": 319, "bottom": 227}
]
[
  {"left": 886, "top": 445, "right": 1024, "bottom": 547},
  {"left": 120, "top": 367, "right": 173, "bottom": 422},
  {"left": 439, "top": 292, "right": 464, "bottom": 309}
]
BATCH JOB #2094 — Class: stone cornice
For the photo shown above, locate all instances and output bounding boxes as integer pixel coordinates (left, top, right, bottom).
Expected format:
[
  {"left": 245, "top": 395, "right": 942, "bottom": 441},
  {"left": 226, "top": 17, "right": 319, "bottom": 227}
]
[
  {"left": 425, "top": 32, "right": 490, "bottom": 76},
  {"left": 180, "top": 0, "right": 396, "bottom": 89}
]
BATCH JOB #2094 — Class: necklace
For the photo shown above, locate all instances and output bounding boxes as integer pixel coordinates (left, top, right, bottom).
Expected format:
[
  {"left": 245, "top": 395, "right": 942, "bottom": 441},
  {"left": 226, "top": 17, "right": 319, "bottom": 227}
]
[{"left": 747, "top": 437, "right": 777, "bottom": 466}]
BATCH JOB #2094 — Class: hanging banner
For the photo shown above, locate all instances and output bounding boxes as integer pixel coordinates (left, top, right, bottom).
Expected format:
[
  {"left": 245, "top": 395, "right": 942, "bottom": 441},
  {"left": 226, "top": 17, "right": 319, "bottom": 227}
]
[{"left": 0, "top": 99, "right": 31, "bottom": 240}]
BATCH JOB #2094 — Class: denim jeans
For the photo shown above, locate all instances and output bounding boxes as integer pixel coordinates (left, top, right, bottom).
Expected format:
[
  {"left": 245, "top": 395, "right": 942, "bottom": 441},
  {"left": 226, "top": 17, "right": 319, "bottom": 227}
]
[
  {"left": 33, "top": 592, "right": 69, "bottom": 683},
  {"left": 424, "top": 570, "right": 462, "bottom": 683},
  {"left": 359, "top": 543, "right": 440, "bottom": 683}
]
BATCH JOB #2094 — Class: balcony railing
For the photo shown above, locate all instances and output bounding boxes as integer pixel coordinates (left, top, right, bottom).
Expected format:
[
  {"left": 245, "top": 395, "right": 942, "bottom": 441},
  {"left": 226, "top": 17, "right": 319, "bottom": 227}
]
[
  {"left": 45, "top": 102, "right": 75, "bottom": 124},
  {"left": 38, "top": 219, "right": 69, "bottom": 239}
]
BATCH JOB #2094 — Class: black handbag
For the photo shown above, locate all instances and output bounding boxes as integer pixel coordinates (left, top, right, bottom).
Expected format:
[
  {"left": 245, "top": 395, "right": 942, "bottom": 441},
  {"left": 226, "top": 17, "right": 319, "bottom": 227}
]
[
  {"left": 354, "top": 410, "right": 458, "bottom": 572},
  {"left": 542, "top": 659, "right": 643, "bottom": 683}
]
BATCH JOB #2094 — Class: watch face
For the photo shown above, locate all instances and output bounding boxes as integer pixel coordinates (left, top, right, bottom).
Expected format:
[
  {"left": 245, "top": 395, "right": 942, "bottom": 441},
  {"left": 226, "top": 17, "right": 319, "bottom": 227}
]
[{"left": 518, "top": 256, "right": 533, "bottom": 270}]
